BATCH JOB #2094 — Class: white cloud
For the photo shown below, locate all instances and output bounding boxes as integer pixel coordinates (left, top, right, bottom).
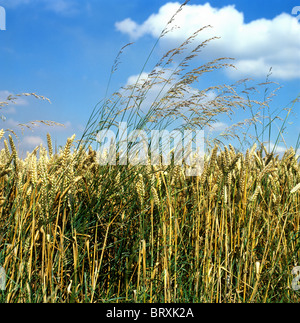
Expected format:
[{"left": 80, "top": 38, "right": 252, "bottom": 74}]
[
  {"left": 2, "top": 118, "right": 19, "bottom": 128},
  {"left": 207, "top": 121, "right": 228, "bottom": 132},
  {"left": 115, "top": 18, "right": 144, "bottom": 40},
  {"left": 115, "top": 2, "right": 300, "bottom": 80},
  {"left": 123, "top": 68, "right": 220, "bottom": 122},
  {"left": 265, "top": 141, "right": 289, "bottom": 155},
  {"left": 1, "top": 117, "right": 71, "bottom": 134},
  {"left": 123, "top": 70, "right": 175, "bottom": 112},
  {"left": 0, "top": 91, "right": 28, "bottom": 116},
  {"left": 0, "top": 90, "right": 28, "bottom": 106},
  {"left": 22, "top": 135, "right": 45, "bottom": 148},
  {"left": 125, "top": 72, "right": 150, "bottom": 87},
  {"left": 1, "top": 106, "right": 16, "bottom": 114}
]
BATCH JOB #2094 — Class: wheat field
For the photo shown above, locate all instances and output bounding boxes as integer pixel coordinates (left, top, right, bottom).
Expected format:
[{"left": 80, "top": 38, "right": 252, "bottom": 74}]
[{"left": 0, "top": 130, "right": 299, "bottom": 302}]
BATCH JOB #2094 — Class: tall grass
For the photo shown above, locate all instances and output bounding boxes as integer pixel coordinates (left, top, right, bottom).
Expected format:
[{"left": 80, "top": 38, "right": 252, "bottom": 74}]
[{"left": 0, "top": 0, "right": 299, "bottom": 303}]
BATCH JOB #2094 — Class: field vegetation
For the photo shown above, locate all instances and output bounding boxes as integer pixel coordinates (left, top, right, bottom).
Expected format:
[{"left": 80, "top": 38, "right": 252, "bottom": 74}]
[{"left": 0, "top": 0, "right": 299, "bottom": 302}]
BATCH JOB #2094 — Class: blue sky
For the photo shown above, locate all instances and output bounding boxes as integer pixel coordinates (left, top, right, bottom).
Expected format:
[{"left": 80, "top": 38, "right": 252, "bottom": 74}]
[{"left": 0, "top": 0, "right": 299, "bottom": 156}]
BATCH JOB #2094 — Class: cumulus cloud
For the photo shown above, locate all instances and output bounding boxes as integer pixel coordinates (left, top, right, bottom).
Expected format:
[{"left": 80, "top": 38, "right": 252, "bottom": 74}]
[
  {"left": 22, "top": 135, "right": 45, "bottom": 148},
  {"left": 125, "top": 72, "right": 150, "bottom": 87},
  {"left": 207, "top": 121, "right": 228, "bottom": 132},
  {"left": 123, "top": 70, "right": 174, "bottom": 112},
  {"left": 1, "top": 106, "right": 16, "bottom": 115},
  {"left": 115, "top": 2, "right": 300, "bottom": 80},
  {"left": 0, "top": 90, "right": 29, "bottom": 116},
  {"left": 1, "top": 121, "right": 73, "bottom": 156},
  {"left": 0, "top": 90, "right": 28, "bottom": 106},
  {"left": 123, "top": 67, "right": 222, "bottom": 123},
  {"left": 265, "top": 141, "right": 290, "bottom": 155},
  {"left": 1, "top": 117, "right": 72, "bottom": 141},
  {"left": 2, "top": 118, "right": 19, "bottom": 128}
]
